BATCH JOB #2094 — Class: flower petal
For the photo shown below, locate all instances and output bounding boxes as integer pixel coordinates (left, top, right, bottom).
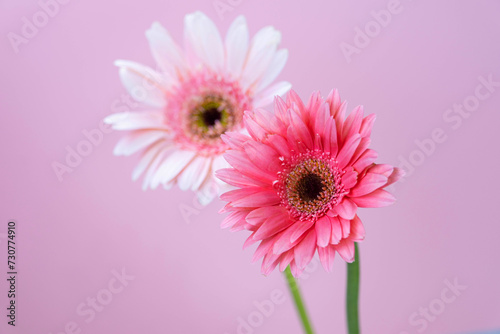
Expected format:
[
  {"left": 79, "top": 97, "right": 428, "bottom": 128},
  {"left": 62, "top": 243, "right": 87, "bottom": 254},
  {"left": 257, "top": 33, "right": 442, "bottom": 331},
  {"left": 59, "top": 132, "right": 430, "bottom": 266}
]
[
  {"left": 113, "top": 130, "right": 166, "bottom": 156},
  {"left": 114, "top": 60, "right": 167, "bottom": 107},
  {"left": 253, "top": 81, "right": 292, "bottom": 108},
  {"left": 349, "top": 173, "right": 388, "bottom": 197},
  {"left": 335, "top": 198, "right": 357, "bottom": 220},
  {"left": 184, "top": 11, "right": 224, "bottom": 71},
  {"left": 145, "top": 22, "right": 185, "bottom": 77},
  {"left": 318, "top": 245, "right": 335, "bottom": 272},
  {"left": 330, "top": 216, "right": 343, "bottom": 245},
  {"left": 315, "top": 215, "right": 332, "bottom": 247},
  {"left": 350, "top": 189, "right": 396, "bottom": 208},
  {"left": 349, "top": 216, "right": 365, "bottom": 241},
  {"left": 256, "top": 49, "right": 288, "bottom": 92},
  {"left": 336, "top": 134, "right": 361, "bottom": 170},
  {"left": 294, "top": 229, "right": 317, "bottom": 269},
  {"left": 104, "top": 111, "right": 167, "bottom": 131},
  {"left": 225, "top": 15, "right": 249, "bottom": 77},
  {"left": 290, "top": 219, "right": 315, "bottom": 244},
  {"left": 335, "top": 239, "right": 355, "bottom": 263},
  {"left": 241, "top": 26, "right": 281, "bottom": 91}
]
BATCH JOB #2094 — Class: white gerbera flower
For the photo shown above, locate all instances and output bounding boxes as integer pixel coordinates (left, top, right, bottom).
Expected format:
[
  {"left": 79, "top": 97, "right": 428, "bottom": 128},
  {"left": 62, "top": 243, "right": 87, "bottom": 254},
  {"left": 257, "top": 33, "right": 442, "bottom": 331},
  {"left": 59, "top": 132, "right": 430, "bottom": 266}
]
[{"left": 105, "top": 12, "right": 291, "bottom": 205}]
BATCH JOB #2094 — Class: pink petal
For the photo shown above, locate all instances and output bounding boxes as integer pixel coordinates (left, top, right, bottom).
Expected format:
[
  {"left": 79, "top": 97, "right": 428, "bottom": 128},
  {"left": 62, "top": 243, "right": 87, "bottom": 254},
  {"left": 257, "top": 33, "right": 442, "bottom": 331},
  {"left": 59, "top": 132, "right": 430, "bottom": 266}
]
[
  {"left": 350, "top": 189, "right": 396, "bottom": 208},
  {"left": 266, "top": 134, "right": 291, "bottom": 158},
  {"left": 339, "top": 217, "right": 351, "bottom": 239},
  {"left": 243, "top": 232, "right": 258, "bottom": 249},
  {"left": 324, "top": 117, "right": 339, "bottom": 156},
  {"left": 278, "top": 250, "right": 295, "bottom": 272},
  {"left": 349, "top": 137, "right": 371, "bottom": 167},
  {"left": 246, "top": 206, "right": 288, "bottom": 226},
  {"left": 223, "top": 150, "right": 276, "bottom": 184},
  {"left": 342, "top": 106, "right": 364, "bottom": 142},
  {"left": 261, "top": 251, "right": 281, "bottom": 275},
  {"left": 221, "top": 210, "right": 248, "bottom": 229},
  {"left": 221, "top": 132, "right": 250, "bottom": 150},
  {"left": 290, "top": 219, "right": 315, "bottom": 243},
  {"left": 273, "top": 223, "right": 304, "bottom": 254},
  {"left": 386, "top": 167, "right": 405, "bottom": 187},
  {"left": 342, "top": 168, "right": 358, "bottom": 189},
  {"left": 315, "top": 215, "right": 332, "bottom": 247},
  {"left": 360, "top": 113, "right": 376, "bottom": 138},
  {"left": 335, "top": 239, "right": 355, "bottom": 263},
  {"left": 293, "top": 229, "right": 317, "bottom": 269},
  {"left": 230, "top": 189, "right": 281, "bottom": 208},
  {"left": 244, "top": 114, "right": 267, "bottom": 141},
  {"left": 330, "top": 216, "right": 343, "bottom": 245},
  {"left": 368, "top": 164, "right": 394, "bottom": 177},
  {"left": 220, "top": 187, "right": 261, "bottom": 203},
  {"left": 352, "top": 149, "right": 378, "bottom": 172},
  {"left": 216, "top": 168, "right": 268, "bottom": 188},
  {"left": 253, "top": 107, "right": 286, "bottom": 135},
  {"left": 243, "top": 141, "right": 281, "bottom": 173},
  {"left": 313, "top": 102, "right": 330, "bottom": 135},
  {"left": 318, "top": 245, "right": 336, "bottom": 272},
  {"left": 336, "top": 134, "right": 361, "bottom": 170},
  {"left": 334, "top": 198, "right": 357, "bottom": 220},
  {"left": 349, "top": 216, "right": 365, "bottom": 241},
  {"left": 289, "top": 260, "right": 304, "bottom": 277},
  {"left": 253, "top": 214, "right": 294, "bottom": 240},
  {"left": 286, "top": 90, "right": 306, "bottom": 114},
  {"left": 288, "top": 110, "right": 313, "bottom": 150},
  {"left": 252, "top": 238, "right": 274, "bottom": 263},
  {"left": 349, "top": 173, "right": 388, "bottom": 197}
]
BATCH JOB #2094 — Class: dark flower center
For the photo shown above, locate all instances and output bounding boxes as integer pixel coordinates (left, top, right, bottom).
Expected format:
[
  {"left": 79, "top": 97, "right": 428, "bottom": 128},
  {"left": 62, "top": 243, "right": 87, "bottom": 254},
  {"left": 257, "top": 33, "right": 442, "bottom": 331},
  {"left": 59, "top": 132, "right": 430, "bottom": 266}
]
[
  {"left": 280, "top": 157, "right": 344, "bottom": 221},
  {"left": 296, "top": 173, "right": 324, "bottom": 202},
  {"left": 201, "top": 107, "right": 222, "bottom": 127}
]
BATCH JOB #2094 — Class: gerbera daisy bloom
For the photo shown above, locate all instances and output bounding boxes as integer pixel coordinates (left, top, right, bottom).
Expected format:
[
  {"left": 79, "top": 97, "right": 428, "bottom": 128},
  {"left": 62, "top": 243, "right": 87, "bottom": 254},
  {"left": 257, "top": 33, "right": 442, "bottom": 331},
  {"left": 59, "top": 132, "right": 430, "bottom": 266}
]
[
  {"left": 105, "top": 12, "right": 290, "bottom": 204},
  {"left": 217, "top": 90, "right": 404, "bottom": 276}
]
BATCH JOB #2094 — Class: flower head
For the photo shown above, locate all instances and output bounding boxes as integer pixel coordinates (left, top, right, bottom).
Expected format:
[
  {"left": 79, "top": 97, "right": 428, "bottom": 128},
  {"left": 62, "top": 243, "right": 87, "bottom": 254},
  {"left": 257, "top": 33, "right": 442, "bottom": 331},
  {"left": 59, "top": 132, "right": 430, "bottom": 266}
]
[
  {"left": 105, "top": 12, "right": 290, "bottom": 204},
  {"left": 217, "top": 90, "right": 404, "bottom": 276}
]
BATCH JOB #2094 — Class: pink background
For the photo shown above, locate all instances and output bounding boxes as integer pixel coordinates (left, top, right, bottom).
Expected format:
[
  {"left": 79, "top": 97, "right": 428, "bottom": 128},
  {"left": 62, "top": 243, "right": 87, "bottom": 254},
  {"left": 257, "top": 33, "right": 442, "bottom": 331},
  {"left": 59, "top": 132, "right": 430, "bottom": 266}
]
[{"left": 1, "top": 0, "right": 499, "bottom": 333}]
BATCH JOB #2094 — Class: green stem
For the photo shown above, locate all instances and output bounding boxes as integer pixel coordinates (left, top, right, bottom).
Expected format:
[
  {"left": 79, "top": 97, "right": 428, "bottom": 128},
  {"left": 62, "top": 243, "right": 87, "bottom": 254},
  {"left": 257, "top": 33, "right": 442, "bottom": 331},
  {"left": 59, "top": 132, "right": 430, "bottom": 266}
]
[
  {"left": 346, "top": 243, "right": 361, "bottom": 334},
  {"left": 284, "top": 267, "right": 315, "bottom": 334}
]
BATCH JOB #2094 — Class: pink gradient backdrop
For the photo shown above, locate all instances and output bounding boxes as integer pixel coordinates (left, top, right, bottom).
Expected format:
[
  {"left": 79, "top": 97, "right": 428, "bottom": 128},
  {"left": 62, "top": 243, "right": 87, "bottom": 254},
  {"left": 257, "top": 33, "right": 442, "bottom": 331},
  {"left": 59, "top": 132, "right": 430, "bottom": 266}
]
[{"left": 1, "top": 0, "right": 499, "bottom": 333}]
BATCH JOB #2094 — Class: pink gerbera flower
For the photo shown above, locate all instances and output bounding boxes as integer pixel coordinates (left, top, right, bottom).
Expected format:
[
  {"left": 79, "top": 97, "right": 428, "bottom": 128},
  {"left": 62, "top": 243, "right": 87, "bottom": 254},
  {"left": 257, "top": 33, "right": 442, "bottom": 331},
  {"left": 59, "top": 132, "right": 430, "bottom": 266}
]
[
  {"left": 105, "top": 12, "right": 290, "bottom": 204},
  {"left": 217, "top": 90, "right": 404, "bottom": 276}
]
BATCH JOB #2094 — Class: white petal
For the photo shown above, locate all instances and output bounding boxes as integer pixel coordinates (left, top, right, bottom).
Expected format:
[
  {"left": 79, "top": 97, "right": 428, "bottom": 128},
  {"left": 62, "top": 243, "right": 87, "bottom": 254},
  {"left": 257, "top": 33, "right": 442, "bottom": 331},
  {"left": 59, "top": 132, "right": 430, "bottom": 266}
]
[
  {"left": 142, "top": 147, "right": 169, "bottom": 190},
  {"left": 225, "top": 15, "right": 249, "bottom": 77},
  {"left": 131, "top": 141, "right": 166, "bottom": 182},
  {"left": 184, "top": 11, "right": 224, "bottom": 71},
  {"left": 240, "top": 26, "right": 281, "bottom": 91},
  {"left": 178, "top": 156, "right": 210, "bottom": 191},
  {"left": 104, "top": 111, "right": 168, "bottom": 131},
  {"left": 145, "top": 22, "right": 185, "bottom": 77},
  {"left": 152, "top": 150, "right": 197, "bottom": 187},
  {"left": 115, "top": 60, "right": 168, "bottom": 107},
  {"left": 190, "top": 157, "right": 212, "bottom": 191},
  {"left": 113, "top": 130, "right": 166, "bottom": 156},
  {"left": 196, "top": 179, "right": 219, "bottom": 206},
  {"left": 212, "top": 155, "right": 230, "bottom": 186},
  {"left": 253, "top": 81, "right": 292, "bottom": 108},
  {"left": 255, "top": 49, "right": 288, "bottom": 92}
]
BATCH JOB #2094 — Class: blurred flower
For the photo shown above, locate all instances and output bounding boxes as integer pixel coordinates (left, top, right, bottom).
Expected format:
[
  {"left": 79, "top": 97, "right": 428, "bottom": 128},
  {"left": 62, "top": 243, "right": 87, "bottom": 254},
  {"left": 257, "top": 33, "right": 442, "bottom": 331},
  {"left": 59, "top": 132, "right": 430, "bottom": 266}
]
[
  {"left": 105, "top": 12, "right": 290, "bottom": 205},
  {"left": 217, "top": 90, "right": 404, "bottom": 276}
]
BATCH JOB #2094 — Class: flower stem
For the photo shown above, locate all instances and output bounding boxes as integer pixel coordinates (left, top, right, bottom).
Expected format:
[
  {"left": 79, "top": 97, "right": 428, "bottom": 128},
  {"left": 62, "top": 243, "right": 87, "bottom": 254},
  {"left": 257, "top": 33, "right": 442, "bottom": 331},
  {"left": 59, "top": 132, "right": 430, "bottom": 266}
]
[
  {"left": 346, "top": 243, "right": 361, "bottom": 334},
  {"left": 284, "top": 267, "right": 315, "bottom": 334}
]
